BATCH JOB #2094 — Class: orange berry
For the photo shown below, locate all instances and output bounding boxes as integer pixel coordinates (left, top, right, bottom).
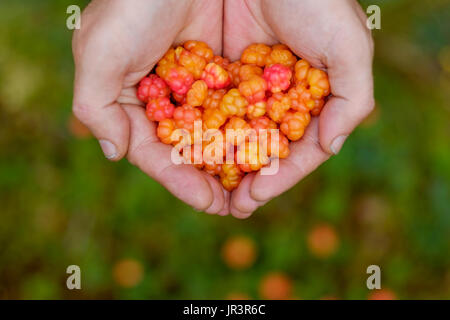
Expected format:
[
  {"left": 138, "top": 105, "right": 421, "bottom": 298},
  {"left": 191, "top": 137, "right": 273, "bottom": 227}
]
[
  {"left": 238, "top": 76, "right": 268, "bottom": 104},
  {"left": 156, "top": 119, "right": 176, "bottom": 145},
  {"left": 164, "top": 65, "right": 194, "bottom": 95},
  {"left": 241, "top": 43, "right": 271, "bottom": 67},
  {"left": 259, "top": 272, "right": 292, "bottom": 300},
  {"left": 178, "top": 48, "right": 207, "bottom": 80},
  {"left": 220, "top": 88, "right": 248, "bottom": 117},
  {"left": 212, "top": 55, "right": 230, "bottom": 68},
  {"left": 184, "top": 40, "right": 214, "bottom": 62},
  {"left": 307, "top": 224, "right": 339, "bottom": 258},
  {"left": 247, "top": 100, "right": 267, "bottom": 119},
  {"left": 265, "top": 47, "right": 297, "bottom": 69},
  {"left": 226, "top": 61, "right": 242, "bottom": 86},
  {"left": 310, "top": 98, "right": 325, "bottom": 117},
  {"left": 267, "top": 132, "right": 290, "bottom": 159},
  {"left": 172, "top": 92, "right": 186, "bottom": 104},
  {"left": 294, "top": 59, "right": 311, "bottom": 85},
  {"left": 221, "top": 235, "right": 257, "bottom": 270},
  {"left": 203, "top": 107, "right": 228, "bottom": 130},
  {"left": 186, "top": 80, "right": 208, "bottom": 107},
  {"left": 307, "top": 68, "right": 330, "bottom": 99},
  {"left": 280, "top": 110, "right": 311, "bottom": 141},
  {"left": 202, "top": 88, "right": 227, "bottom": 109},
  {"left": 239, "top": 64, "right": 263, "bottom": 82},
  {"left": 287, "top": 84, "right": 315, "bottom": 113},
  {"left": 267, "top": 92, "right": 291, "bottom": 123},
  {"left": 204, "top": 162, "right": 222, "bottom": 176},
  {"left": 224, "top": 116, "right": 252, "bottom": 146},
  {"left": 236, "top": 140, "right": 269, "bottom": 172},
  {"left": 173, "top": 104, "right": 202, "bottom": 132},
  {"left": 202, "top": 63, "right": 231, "bottom": 89},
  {"left": 220, "top": 163, "right": 243, "bottom": 191},
  {"left": 249, "top": 116, "right": 277, "bottom": 135}
]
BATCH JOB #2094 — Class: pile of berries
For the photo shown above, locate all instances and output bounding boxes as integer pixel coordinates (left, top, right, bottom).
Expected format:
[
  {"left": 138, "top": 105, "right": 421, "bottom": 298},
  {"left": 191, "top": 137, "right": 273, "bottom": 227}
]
[{"left": 137, "top": 41, "right": 330, "bottom": 191}]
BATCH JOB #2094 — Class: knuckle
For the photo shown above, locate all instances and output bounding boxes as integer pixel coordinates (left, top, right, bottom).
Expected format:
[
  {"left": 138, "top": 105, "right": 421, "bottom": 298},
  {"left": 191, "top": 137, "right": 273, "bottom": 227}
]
[{"left": 72, "top": 103, "right": 93, "bottom": 124}]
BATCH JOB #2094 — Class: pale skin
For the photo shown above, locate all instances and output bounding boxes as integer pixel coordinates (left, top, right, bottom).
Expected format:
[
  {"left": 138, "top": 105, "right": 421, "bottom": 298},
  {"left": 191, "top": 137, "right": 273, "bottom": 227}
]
[{"left": 72, "top": 0, "right": 374, "bottom": 218}]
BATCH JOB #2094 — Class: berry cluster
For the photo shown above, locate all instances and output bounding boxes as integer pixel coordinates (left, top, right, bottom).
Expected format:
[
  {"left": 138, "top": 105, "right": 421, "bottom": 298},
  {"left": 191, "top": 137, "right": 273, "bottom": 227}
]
[{"left": 137, "top": 41, "right": 330, "bottom": 191}]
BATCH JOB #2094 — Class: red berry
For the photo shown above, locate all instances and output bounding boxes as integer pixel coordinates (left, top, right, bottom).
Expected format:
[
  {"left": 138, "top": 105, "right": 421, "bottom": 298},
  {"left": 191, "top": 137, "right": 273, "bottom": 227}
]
[
  {"left": 165, "top": 66, "right": 194, "bottom": 95},
  {"left": 263, "top": 64, "right": 292, "bottom": 93},
  {"left": 146, "top": 97, "right": 175, "bottom": 122},
  {"left": 137, "top": 74, "right": 169, "bottom": 103}
]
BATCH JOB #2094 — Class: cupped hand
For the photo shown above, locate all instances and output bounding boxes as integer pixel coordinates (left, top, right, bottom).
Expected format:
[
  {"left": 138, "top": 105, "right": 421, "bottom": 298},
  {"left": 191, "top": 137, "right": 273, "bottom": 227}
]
[
  {"left": 72, "top": 0, "right": 229, "bottom": 214},
  {"left": 224, "top": 0, "right": 375, "bottom": 218}
]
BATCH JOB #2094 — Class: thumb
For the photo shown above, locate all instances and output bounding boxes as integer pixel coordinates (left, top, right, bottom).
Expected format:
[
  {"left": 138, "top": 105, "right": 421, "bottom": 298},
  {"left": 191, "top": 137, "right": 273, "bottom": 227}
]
[{"left": 72, "top": 32, "right": 130, "bottom": 161}]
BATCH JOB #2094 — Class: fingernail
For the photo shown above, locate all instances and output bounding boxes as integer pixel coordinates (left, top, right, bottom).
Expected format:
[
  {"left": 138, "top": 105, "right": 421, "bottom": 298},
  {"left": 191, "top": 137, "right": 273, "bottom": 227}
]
[
  {"left": 99, "top": 139, "right": 117, "bottom": 160},
  {"left": 330, "top": 135, "right": 348, "bottom": 154}
]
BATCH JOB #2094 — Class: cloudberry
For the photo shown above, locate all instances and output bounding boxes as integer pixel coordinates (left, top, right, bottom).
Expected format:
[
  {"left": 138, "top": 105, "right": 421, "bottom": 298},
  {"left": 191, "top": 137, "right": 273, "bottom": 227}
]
[
  {"left": 165, "top": 66, "right": 194, "bottom": 95},
  {"left": 156, "top": 119, "right": 176, "bottom": 145},
  {"left": 173, "top": 104, "right": 202, "bottom": 132},
  {"left": 178, "top": 49, "right": 207, "bottom": 80},
  {"left": 263, "top": 64, "right": 292, "bottom": 93},
  {"left": 213, "top": 55, "right": 230, "bottom": 69},
  {"left": 236, "top": 141, "right": 269, "bottom": 172},
  {"left": 241, "top": 43, "right": 271, "bottom": 67},
  {"left": 239, "top": 64, "right": 263, "bottom": 82},
  {"left": 220, "top": 89, "right": 248, "bottom": 117},
  {"left": 224, "top": 116, "right": 252, "bottom": 146},
  {"left": 267, "top": 93, "right": 291, "bottom": 123},
  {"left": 172, "top": 92, "right": 186, "bottom": 105},
  {"left": 247, "top": 100, "right": 267, "bottom": 119},
  {"left": 238, "top": 76, "right": 267, "bottom": 104},
  {"left": 203, "top": 107, "right": 228, "bottom": 130},
  {"left": 187, "top": 80, "right": 208, "bottom": 107},
  {"left": 182, "top": 144, "right": 204, "bottom": 167},
  {"left": 202, "top": 63, "right": 231, "bottom": 89},
  {"left": 226, "top": 61, "right": 242, "bottom": 87},
  {"left": 220, "top": 163, "right": 243, "bottom": 191},
  {"left": 204, "top": 162, "right": 222, "bottom": 176},
  {"left": 155, "top": 48, "right": 177, "bottom": 79},
  {"left": 280, "top": 111, "right": 311, "bottom": 141},
  {"left": 202, "top": 89, "right": 226, "bottom": 109},
  {"left": 249, "top": 116, "right": 277, "bottom": 135},
  {"left": 288, "top": 84, "right": 315, "bottom": 113},
  {"left": 202, "top": 138, "right": 226, "bottom": 167},
  {"left": 294, "top": 59, "right": 310, "bottom": 85},
  {"left": 184, "top": 40, "right": 214, "bottom": 62},
  {"left": 272, "top": 44, "right": 289, "bottom": 51},
  {"left": 310, "top": 98, "right": 325, "bottom": 117},
  {"left": 266, "top": 47, "right": 297, "bottom": 69},
  {"left": 146, "top": 97, "right": 175, "bottom": 122},
  {"left": 137, "top": 74, "right": 169, "bottom": 103},
  {"left": 267, "top": 132, "right": 290, "bottom": 159},
  {"left": 307, "top": 68, "right": 330, "bottom": 99}
]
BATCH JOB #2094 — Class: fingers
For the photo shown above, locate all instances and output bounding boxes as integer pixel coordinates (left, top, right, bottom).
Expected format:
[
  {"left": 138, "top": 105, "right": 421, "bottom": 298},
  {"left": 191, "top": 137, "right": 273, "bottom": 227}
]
[
  {"left": 230, "top": 119, "right": 330, "bottom": 216},
  {"left": 123, "top": 105, "right": 227, "bottom": 213}
]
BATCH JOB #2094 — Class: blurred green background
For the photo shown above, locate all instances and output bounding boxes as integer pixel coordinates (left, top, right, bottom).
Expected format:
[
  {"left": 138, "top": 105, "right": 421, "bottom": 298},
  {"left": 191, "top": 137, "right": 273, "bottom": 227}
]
[{"left": 0, "top": 0, "right": 449, "bottom": 300}]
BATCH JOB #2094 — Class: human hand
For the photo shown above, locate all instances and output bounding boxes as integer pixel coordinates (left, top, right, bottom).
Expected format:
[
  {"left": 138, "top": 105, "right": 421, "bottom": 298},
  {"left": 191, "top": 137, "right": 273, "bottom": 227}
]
[
  {"left": 224, "top": 0, "right": 375, "bottom": 218},
  {"left": 72, "top": 0, "right": 229, "bottom": 214}
]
